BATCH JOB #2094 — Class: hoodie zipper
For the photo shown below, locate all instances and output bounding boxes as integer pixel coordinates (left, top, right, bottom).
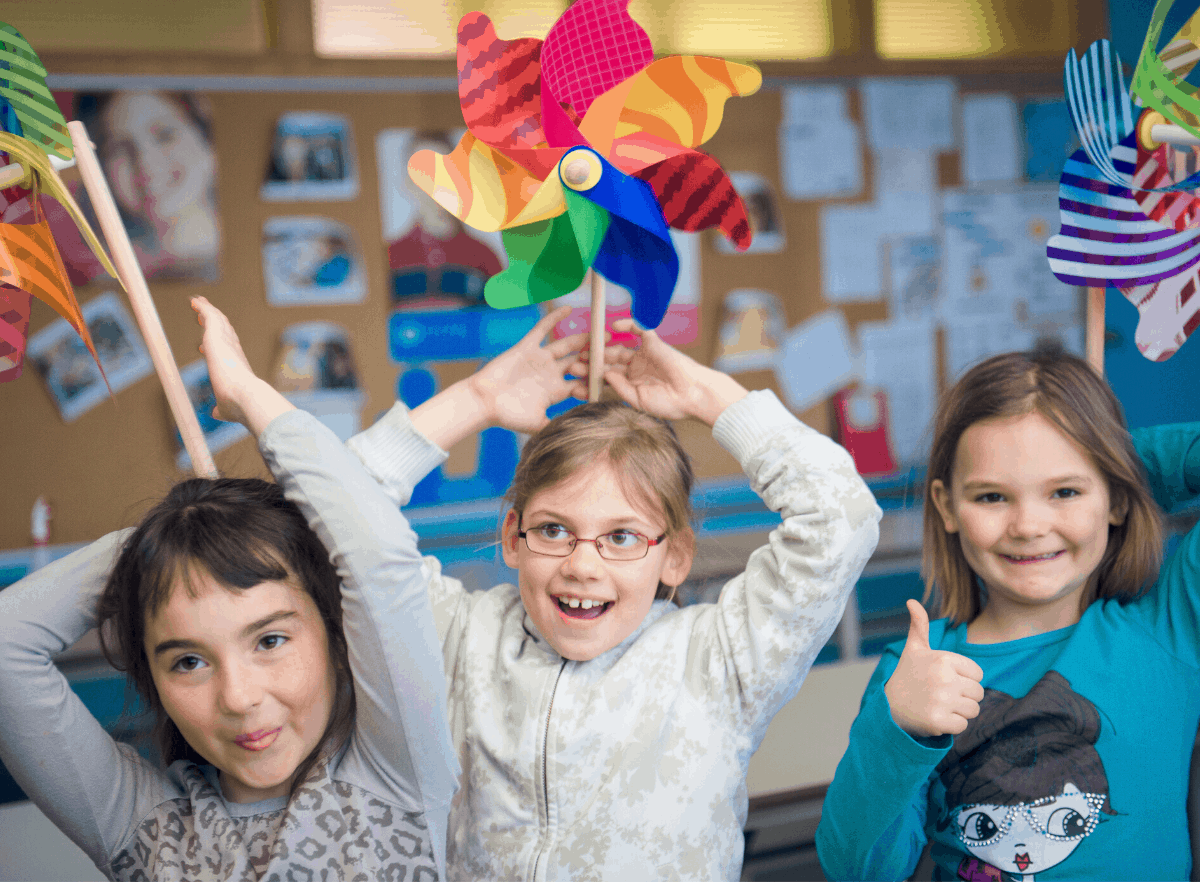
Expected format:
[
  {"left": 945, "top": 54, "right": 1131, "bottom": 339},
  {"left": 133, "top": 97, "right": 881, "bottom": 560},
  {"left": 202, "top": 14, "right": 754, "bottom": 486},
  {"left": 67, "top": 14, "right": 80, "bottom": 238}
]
[{"left": 532, "top": 659, "right": 567, "bottom": 882}]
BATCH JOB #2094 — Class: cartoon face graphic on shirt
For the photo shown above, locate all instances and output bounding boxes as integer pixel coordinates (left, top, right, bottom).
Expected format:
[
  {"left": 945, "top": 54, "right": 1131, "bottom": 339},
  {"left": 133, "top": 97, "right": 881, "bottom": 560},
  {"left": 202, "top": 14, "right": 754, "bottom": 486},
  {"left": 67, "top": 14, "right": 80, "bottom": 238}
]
[
  {"left": 934, "top": 671, "right": 1116, "bottom": 882},
  {"left": 953, "top": 783, "right": 1107, "bottom": 877}
]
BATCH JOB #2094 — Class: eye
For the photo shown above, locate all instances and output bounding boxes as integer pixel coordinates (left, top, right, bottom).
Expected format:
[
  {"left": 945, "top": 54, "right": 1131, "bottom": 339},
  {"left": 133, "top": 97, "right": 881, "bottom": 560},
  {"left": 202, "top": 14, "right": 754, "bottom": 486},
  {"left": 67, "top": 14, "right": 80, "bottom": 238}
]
[
  {"left": 258, "top": 633, "right": 288, "bottom": 652},
  {"left": 973, "top": 492, "right": 1005, "bottom": 504},
  {"left": 172, "top": 654, "right": 206, "bottom": 674},
  {"left": 960, "top": 811, "right": 1000, "bottom": 842},
  {"left": 603, "top": 530, "right": 643, "bottom": 548},
  {"left": 1052, "top": 487, "right": 1080, "bottom": 499},
  {"left": 1046, "top": 806, "right": 1088, "bottom": 837},
  {"left": 534, "top": 524, "right": 571, "bottom": 542}
]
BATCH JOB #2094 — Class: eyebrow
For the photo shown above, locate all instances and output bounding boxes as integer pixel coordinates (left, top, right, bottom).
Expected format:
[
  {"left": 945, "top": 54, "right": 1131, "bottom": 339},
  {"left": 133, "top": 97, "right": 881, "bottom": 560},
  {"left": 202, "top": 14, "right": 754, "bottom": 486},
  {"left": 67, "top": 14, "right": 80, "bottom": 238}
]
[
  {"left": 152, "top": 610, "right": 298, "bottom": 658},
  {"left": 960, "top": 474, "right": 1096, "bottom": 491},
  {"left": 524, "top": 509, "right": 652, "bottom": 532}
]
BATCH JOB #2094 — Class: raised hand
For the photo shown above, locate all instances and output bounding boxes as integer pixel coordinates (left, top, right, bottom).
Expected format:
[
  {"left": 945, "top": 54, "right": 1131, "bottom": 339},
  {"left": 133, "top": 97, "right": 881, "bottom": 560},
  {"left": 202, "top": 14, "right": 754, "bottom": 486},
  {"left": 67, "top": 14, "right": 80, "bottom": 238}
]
[
  {"left": 191, "top": 296, "right": 293, "bottom": 437},
  {"left": 883, "top": 600, "right": 985, "bottom": 739},
  {"left": 465, "top": 305, "right": 589, "bottom": 434},
  {"left": 601, "top": 318, "right": 747, "bottom": 427}
]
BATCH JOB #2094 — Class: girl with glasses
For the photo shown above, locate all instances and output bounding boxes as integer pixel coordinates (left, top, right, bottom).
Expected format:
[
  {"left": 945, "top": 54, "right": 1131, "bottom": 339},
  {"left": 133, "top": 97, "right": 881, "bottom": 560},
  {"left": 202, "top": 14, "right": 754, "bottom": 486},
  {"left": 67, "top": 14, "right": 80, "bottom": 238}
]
[{"left": 346, "top": 310, "right": 882, "bottom": 881}]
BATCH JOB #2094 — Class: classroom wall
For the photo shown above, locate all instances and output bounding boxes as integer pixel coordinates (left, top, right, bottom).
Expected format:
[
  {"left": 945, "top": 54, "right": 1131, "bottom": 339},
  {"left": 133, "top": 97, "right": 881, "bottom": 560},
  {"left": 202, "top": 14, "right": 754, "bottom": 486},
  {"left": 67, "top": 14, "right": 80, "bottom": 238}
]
[{"left": 0, "top": 1, "right": 1109, "bottom": 551}]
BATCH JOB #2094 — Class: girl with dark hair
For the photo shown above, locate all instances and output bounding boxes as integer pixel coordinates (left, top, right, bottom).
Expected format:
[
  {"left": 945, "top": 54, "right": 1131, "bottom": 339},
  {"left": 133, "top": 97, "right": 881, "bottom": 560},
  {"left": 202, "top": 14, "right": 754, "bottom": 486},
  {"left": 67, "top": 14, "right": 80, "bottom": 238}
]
[
  {"left": 344, "top": 313, "right": 882, "bottom": 880},
  {"left": 818, "top": 348, "right": 1200, "bottom": 879},
  {"left": 0, "top": 297, "right": 459, "bottom": 880}
]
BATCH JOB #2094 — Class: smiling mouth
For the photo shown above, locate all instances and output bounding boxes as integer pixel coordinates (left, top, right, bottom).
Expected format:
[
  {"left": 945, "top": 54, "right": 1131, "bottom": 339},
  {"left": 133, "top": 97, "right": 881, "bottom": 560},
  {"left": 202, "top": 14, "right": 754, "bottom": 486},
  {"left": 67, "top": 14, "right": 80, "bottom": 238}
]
[
  {"left": 235, "top": 728, "right": 281, "bottom": 751},
  {"left": 555, "top": 597, "right": 613, "bottom": 620},
  {"left": 1014, "top": 852, "right": 1031, "bottom": 871},
  {"left": 1001, "top": 551, "right": 1064, "bottom": 564}
]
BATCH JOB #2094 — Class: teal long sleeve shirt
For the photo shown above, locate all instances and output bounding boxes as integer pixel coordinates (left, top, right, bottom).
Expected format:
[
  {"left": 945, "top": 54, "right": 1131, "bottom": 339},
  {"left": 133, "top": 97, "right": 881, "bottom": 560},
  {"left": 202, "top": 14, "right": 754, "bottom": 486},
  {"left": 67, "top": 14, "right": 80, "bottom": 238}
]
[{"left": 817, "top": 422, "right": 1200, "bottom": 881}]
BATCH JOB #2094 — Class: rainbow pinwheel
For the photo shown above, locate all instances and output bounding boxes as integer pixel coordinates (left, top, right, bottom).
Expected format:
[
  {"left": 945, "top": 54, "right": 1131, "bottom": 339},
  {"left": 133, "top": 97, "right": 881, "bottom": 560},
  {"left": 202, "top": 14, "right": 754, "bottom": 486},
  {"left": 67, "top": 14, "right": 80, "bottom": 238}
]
[
  {"left": 407, "top": 0, "right": 760, "bottom": 329},
  {"left": 0, "top": 22, "right": 120, "bottom": 382},
  {"left": 1047, "top": 1, "right": 1200, "bottom": 361}
]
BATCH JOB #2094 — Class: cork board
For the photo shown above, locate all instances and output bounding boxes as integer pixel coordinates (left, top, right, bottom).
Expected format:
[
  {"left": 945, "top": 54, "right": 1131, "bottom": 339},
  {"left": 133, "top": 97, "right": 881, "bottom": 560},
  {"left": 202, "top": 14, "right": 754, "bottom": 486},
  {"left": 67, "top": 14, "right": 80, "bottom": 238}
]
[{"left": 0, "top": 76, "right": 1070, "bottom": 549}]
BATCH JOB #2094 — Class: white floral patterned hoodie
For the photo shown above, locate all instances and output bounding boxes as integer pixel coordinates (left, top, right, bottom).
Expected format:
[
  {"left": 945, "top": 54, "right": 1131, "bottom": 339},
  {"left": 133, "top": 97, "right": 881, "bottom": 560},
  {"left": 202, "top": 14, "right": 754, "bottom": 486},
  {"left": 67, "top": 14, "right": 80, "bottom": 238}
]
[{"left": 349, "top": 390, "right": 881, "bottom": 882}]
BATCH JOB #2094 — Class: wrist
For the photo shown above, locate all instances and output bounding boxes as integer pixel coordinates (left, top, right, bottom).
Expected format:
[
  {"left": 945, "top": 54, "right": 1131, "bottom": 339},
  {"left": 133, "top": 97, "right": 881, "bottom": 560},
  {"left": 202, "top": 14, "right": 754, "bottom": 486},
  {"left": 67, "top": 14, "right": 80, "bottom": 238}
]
[
  {"left": 411, "top": 379, "right": 491, "bottom": 450},
  {"left": 691, "top": 370, "right": 749, "bottom": 427}
]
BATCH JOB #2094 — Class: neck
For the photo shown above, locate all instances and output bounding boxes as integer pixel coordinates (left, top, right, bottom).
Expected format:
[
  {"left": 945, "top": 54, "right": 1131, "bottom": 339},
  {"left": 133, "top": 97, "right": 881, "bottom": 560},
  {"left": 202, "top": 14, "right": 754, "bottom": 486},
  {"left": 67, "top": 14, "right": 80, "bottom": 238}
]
[{"left": 967, "top": 593, "right": 1083, "bottom": 644}]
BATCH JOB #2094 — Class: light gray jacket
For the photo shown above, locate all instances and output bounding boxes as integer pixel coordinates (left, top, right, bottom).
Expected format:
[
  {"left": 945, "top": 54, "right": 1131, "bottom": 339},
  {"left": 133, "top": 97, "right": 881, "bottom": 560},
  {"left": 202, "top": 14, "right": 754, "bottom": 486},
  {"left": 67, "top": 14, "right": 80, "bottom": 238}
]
[{"left": 349, "top": 390, "right": 882, "bottom": 881}]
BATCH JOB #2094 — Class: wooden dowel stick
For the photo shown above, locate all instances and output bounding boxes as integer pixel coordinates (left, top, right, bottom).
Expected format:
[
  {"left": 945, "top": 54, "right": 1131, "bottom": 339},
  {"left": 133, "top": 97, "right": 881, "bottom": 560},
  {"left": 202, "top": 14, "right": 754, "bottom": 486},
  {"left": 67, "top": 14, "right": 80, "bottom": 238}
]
[
  {"left": 67, "top": 120, "right": 218, "bottom": 478},
  {"left": 588, "top": 270, "right": 605, "bottom": 402},
  {"left": 1085, "top": 286, "right": 1106, "bottom": 376}
]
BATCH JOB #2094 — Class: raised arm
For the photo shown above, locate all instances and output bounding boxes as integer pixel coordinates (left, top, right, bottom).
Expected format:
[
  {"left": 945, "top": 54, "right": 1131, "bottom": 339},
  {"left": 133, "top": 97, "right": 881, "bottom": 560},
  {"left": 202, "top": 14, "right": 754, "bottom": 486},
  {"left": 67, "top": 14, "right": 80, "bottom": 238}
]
[
  {"left": 603, "top": 321, "right": 882, "bottom": 730},
  {"left": 0, "top": 531, "right": 175, "bottom": 871},
  {"left": 193, "top": 297, "right": 460, "bottom": 874},
  {"left": 1131, "top": 421, "right": 1200, "bottom": 512}
]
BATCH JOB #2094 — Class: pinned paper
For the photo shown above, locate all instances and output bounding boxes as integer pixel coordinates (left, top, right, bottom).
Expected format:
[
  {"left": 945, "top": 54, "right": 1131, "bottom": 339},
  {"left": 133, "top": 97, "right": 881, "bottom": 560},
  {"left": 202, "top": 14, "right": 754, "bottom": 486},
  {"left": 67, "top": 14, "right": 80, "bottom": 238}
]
[
  {"left": 407, "top": 0, "right": 760, "bottom": 326},
  {"left": 774, "top": 309, "right": 859, "bottom": 413},
  {"left": 713, "top": 289, "right": 785, "bottom": 374}
]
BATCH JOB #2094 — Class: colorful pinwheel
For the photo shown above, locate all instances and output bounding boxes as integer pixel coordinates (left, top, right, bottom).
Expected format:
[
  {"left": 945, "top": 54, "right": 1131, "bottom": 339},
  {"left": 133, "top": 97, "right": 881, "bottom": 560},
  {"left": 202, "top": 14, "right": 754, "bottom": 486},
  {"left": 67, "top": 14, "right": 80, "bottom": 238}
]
[
  {"left": 407, "top": 0, "right": 760, "bottom": 331},
  {"left": 0, "top": 22, "right": 120, "bottom": 382},
  {"left": 1047, "top": 0, "right": 1200, "bottom": 361}
]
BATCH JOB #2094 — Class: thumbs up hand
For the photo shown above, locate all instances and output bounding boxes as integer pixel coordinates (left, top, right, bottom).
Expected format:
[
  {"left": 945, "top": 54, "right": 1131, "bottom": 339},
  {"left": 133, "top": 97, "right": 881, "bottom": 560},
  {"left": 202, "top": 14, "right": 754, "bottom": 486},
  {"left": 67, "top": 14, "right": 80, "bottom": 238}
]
[{"left": 883, "top": 600, "right": 985, "bottom": 739}]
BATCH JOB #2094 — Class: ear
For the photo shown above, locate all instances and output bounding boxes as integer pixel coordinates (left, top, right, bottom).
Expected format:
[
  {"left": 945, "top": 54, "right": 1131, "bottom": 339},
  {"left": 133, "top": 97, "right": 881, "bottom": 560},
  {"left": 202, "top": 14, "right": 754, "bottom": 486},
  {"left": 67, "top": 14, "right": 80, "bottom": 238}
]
[
  {"left": 660, "top": 527, "right": 695, "bottom": 588},
  {"left": 1109, "top": 490, "right": 1129, "bottom": 526},
  {"left": 929, "top": 479, "right": 960, "bottom": 534},
  {"left": 501, "top": 509, "right": 522, "bottom": 569}
]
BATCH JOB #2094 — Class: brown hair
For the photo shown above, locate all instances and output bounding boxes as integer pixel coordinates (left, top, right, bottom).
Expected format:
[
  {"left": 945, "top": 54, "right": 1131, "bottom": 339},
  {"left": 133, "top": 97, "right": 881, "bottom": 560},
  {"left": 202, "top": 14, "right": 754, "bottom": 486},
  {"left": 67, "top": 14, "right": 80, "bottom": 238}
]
[
  {"left": 98, "top": 477, "right": 355, "bottom": 794},
  {"left": 923, "top": 348, "right": 1162, "bottom": 625},
  {"left": 506, "top": 401, "right": 694, "bottom": 603}
]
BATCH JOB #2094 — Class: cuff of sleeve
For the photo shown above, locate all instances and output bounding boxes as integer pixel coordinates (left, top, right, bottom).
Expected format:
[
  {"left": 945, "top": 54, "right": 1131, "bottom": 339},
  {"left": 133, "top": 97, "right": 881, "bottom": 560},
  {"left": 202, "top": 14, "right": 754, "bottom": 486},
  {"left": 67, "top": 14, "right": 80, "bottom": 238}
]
[
  {"left": 344, "top": 403, "right": 449, "bottom": 505},
  {"left": 864, "top": 680, "right": 953, "bottom": 759},
  {"left": 712, "top": 389, "right": 808, "bottom": 464}
]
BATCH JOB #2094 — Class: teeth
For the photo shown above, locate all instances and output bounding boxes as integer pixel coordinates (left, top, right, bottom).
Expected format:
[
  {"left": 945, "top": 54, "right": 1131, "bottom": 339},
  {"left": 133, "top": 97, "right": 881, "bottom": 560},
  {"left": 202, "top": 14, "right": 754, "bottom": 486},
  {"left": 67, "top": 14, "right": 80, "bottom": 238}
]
[
  {"left": 568, "top": 598, "right": 580, "bottom": 608},
  {"left": 582, "top": 599, "right": 594, "bottom": 609}
]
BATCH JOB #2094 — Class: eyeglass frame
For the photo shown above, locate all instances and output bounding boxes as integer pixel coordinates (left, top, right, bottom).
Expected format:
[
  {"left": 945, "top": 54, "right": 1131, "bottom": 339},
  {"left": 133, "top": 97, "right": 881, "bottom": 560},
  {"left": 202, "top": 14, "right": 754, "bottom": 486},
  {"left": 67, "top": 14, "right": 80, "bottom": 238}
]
[
  {"left": 515, "top": 519, "right": 668, "bottom": 561},
  {"left": 952, "top": 791, "right": 1107, "bottom": 848}
]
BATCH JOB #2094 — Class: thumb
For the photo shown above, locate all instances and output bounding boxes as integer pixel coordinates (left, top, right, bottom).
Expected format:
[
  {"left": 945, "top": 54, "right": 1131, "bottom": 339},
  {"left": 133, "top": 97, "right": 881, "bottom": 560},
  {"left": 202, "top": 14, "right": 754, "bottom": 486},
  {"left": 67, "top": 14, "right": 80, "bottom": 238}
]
[{"left": 903, "top": 599, "right": 932, "bottom": 653}]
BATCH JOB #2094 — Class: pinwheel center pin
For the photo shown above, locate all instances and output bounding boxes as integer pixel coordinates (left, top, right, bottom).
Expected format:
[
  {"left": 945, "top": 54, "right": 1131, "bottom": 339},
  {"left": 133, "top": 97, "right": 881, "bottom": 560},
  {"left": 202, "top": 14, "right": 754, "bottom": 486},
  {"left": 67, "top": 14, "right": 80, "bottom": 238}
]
[{"left": 561, "top": 148, "right": 602, "bottom": 191}]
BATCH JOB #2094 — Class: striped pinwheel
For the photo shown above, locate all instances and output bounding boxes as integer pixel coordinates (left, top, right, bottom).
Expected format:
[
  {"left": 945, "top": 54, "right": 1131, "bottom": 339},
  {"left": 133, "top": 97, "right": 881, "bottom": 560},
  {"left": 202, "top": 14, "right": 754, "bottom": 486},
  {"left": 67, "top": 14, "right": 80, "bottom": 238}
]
[
  {"left": 0, "top": 22, "right": 120, "bottom": 382},
  {"left": 407, "top": 0, "right": 760, "bottom": 331},
  {"left": 1047, "top": 1, "right": 1200, "bottom": 361}
]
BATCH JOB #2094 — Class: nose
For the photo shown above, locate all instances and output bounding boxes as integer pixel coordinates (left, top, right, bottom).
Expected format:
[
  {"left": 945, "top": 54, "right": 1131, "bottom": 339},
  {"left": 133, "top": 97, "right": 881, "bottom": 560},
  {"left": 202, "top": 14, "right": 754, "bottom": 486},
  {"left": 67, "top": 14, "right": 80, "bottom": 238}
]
[
  {"left": 1008, "top": 499, "right": 1051, "bottom": 539},
  {"left": 217, "top": 661, "right": 264, "bottom": 716},
  {"left": 559, "top": 538, "right": 605, "bottom": 578}
]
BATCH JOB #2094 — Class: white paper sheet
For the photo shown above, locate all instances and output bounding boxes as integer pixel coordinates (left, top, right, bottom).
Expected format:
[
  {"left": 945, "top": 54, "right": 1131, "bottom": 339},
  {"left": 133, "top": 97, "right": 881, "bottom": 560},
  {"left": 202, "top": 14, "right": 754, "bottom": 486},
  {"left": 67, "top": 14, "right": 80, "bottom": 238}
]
[
  {"left": 859, "top": 78, "right": 956, "bottom": 152},
  {"left": 941, "top": 187, "right": 1077, "bottom": 332},
  {"left": 944, "top": 317, "right": 1035, "bottom": 381},
  {"left": 774, "top": 309, "right": 860, "bottom": 411},
  {"left": 820, "top": 204, "right": 885, "bottom": 302},
  {"left": 857, "top": 320, "right": 937, "bottom": 467},
  {"left": 888, "top": 235, "right": 942, "bottom": 320},
  {"left": 962, "top": 94, "right": 1020, "bottom": 184},
  {"left": 874, "top": 148, "right": 937, "bottom": 236},
  {"left": 779, "top": 85, "right": 863, "bottom": 200}
]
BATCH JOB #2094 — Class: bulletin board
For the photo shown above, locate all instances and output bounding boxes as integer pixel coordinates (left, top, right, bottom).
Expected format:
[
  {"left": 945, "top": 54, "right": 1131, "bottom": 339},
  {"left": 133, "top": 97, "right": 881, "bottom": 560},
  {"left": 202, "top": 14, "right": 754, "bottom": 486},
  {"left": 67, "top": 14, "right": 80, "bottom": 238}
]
[{"left": 0, "top": 73, "right": 1081, "bottom": 550}]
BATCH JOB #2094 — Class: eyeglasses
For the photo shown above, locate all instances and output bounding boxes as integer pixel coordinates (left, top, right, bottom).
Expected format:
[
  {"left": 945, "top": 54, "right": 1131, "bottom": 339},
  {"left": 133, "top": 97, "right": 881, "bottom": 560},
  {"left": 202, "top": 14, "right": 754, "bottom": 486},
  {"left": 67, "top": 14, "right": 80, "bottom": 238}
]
[
  {"left": 517, "top": 523, "right": 666, "bottom": 561},
  {"left": 954, "top": 792, "right": 1106, "bottom": 847}
]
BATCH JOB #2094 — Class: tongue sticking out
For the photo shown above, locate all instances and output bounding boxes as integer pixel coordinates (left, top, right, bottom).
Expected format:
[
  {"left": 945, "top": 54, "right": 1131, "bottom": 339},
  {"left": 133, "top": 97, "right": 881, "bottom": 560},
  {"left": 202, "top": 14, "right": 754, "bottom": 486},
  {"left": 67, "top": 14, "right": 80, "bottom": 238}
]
[{"left": 558, "top": 600, "right": 609, "bottom": 619}]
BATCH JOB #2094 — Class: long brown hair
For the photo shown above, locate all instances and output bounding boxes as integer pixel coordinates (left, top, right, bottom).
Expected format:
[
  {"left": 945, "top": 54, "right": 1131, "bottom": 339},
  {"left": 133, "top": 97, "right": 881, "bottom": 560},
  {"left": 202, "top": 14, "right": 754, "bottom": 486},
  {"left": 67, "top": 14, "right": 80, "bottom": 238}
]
[
  {"left": 506, "top": 401, "right": 695, "bottom": 603},
  {"left": 98, "top": 477, "right": 355, "bottom": 793},
  {"left": 923, "top": 349, "right": 1162, "bottom": 625}
]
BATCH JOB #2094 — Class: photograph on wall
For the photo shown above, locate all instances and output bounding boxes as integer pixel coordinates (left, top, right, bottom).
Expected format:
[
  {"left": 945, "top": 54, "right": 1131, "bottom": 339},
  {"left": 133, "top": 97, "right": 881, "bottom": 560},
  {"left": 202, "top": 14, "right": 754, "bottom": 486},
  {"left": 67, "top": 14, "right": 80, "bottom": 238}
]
[
  {"left": 72, "top": 90, "right": 221, "bottom": 281},
  {"left": 262, "top": 112, "right": 359, "bottom": 201},
  {"left": 715, "top": 172, "right": 785, "bottom": 254},
  {"left": 712, "top": 289, "right": 786, "bottom": 374},
  {"left": 27, "top": 291, "right": 154, "bottom": 422},
  {"left": 262, "top": 217, "right": 366, "bottom": 306},
  {"left": 271, "top": 321, "right": 364, "bottom": 440},
  {"left": 175, "top": 358, "right": 250, "bottom": 471},
  {"left": 377, "top": 128, "right": 504, "bottom": 311}
]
